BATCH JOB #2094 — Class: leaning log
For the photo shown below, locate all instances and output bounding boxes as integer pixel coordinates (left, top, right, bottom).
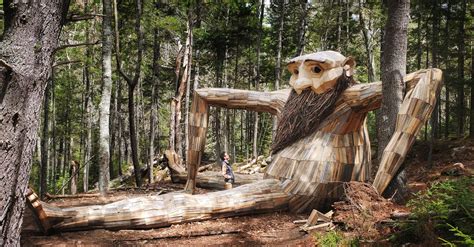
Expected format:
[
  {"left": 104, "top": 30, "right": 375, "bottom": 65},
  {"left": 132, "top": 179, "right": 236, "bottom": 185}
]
[{"left": 28, "top": 179, "right": 288, "bottom": 232}]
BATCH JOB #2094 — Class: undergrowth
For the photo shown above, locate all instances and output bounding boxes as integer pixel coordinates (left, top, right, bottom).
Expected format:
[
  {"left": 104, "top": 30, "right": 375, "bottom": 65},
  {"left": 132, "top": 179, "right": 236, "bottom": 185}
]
[
  {"left": 392, "top": 177, "right": 474, "bottom": 246},
  {"left": 313, "top": 230, "right": 359, "bottom": 247}
]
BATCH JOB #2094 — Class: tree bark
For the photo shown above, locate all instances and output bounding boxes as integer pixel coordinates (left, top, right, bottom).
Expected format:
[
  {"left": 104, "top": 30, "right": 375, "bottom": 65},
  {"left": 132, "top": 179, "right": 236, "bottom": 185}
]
[
  {"left": 470, "top": 40, "right": 474, "bottom": 138},
  {"left": 295, "top": 0, "right": 308, "bottom": 56},
  {"left": 82, "top": 8, "right": 93, "bottom": 193},
  {"left": 456, "top": 0, "right": 466, "bottom": 137},
  {"left": 98, "top": 0, "right": 114, "bottom": 195},
  {"left": 177, "top": 9, "right": 193, "bottom": 159},
  {"left": 148, "top": 28, "right": 160, "bottom": 184},
  {"left": 375, "top": 0, "right": 410, "bottom": 201},
  {"left": 253, "top": 0, "right": 265, "bottom": 159},
  {"left": 0, "top": 1, "right": 67, "bottom": 245},
  {"left": 273, "top": 0, "right": 285, "bottom": 141},
  {"left": 376, "top": 0, "right": 410, "bottom": 161},
  {"left": 40, "top": 81, "right": 51, "bottom": 200},
  {"left": 359, "top": 0, "right": 378, "bottom": 82},
  {"left": 114, "top": 0, "right": 144, "bottom": 187}
]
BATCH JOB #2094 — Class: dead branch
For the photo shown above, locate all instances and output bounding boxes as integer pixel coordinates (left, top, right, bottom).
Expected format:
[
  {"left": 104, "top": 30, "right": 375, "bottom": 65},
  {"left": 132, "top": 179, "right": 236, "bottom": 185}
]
[
  {"left": 54, "top": 41, "right": 100, "bottom": 53},
  {"left": 45, "top": 193, "right": 100, "bottom": 200},
  {"left": 0, "top": 59, "right": 13, "bottom": 72},
  {"left": 66, "top": 13, "right": 105, "bottom": 23},
  {"left": 52, "top": 60, "right": 82, "bottom": 68}
]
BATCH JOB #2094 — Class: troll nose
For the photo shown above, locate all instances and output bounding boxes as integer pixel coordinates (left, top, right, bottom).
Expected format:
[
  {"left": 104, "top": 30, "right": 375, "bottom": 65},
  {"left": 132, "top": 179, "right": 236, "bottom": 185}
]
[{"left": 293, "top": 75, "right": 312, "bottom": 94}]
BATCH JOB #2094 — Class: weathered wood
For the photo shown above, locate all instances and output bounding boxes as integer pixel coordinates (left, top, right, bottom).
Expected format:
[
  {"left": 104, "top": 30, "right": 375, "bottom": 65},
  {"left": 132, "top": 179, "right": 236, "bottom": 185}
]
[
  {"left": 25, "top": 52, "right": 442, "bottom": 233},
  {"left": 373, "top": 69, "right": 443, "bottom": 193},
  {"left": 28, "top": 179, "right": 288, "bottom": 232},
  {"left": 185, "top": 67, "right": 442, "bottom": 213},
  {"left": 174, "top": 171, "right": 263, "bottom": 190}
]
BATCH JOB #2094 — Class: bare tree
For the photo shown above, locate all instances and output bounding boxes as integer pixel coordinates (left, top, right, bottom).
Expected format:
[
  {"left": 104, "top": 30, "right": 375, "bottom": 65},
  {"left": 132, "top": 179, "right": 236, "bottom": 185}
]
[
  {"left": 114, "top": 0, "right": 144, "bottom": 187},
  {"left": 98, "top": 0, "right": 114, "bottom": 195}
]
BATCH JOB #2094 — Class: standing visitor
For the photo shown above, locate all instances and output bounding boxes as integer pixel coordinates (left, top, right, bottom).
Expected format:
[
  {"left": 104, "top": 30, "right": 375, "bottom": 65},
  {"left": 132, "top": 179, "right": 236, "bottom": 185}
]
[{"left": 221, "top": 152, "right": 235, "bottom": 189}]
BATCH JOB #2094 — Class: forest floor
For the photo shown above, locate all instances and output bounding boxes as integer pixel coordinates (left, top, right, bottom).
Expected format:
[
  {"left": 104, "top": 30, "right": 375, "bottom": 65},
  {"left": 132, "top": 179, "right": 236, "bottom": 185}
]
[{"left": 21, "top": 139, "right": 474, "bottom": 246}]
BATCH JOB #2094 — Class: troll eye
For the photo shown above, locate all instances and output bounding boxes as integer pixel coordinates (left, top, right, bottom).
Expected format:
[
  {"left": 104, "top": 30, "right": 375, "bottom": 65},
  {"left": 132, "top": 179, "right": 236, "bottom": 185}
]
[
  {"left": 311, "top": 66, "right": 322, "bottom": 74},
  {"left": 294, "top": 69, "right": 299, "bottom": 75}
]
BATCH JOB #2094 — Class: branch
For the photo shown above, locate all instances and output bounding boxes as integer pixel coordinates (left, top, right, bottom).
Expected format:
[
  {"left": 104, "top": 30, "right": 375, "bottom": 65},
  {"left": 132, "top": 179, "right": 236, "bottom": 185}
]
[
  {"left": 0, "top": 10, "right": 4, "bottom": 16},
  {"left": 66, "top": 13, "right": 105, "bottom": 23},
  {"left": 53, "top": 60, "right": 82, "bottom": 68},
  {"left": 54, "top": 41, "right": 100, "bottom": 54},
  {"left": 0, "top": 59, "right": 13, "bottom": 72}
]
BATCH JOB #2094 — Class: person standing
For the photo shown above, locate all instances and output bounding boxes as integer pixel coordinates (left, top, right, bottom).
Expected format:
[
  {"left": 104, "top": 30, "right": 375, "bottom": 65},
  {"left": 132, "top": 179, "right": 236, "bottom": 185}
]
[{"left": 221, "top": 152, "right": 235, "bottom": 189}]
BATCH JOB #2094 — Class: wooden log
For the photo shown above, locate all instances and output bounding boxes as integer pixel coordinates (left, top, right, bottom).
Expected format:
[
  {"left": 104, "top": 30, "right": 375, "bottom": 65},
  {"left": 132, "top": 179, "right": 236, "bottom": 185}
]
[
  {"left": 27, "top": 179, "right": 289, "bottom": 232},
  {"left": 173, "top": 171, "right": 263, "bottom": 190}
]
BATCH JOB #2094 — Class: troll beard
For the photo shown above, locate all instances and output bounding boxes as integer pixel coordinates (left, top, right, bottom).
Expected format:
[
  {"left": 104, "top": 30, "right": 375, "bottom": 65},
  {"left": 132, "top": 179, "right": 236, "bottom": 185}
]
[{"left": 271, "top": 73, "right": 354, "bottom": 154}]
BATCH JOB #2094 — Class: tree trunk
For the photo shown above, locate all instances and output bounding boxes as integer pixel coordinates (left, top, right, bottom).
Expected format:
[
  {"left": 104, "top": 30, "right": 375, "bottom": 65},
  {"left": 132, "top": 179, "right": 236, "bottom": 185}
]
[
  {"left": 179, "top": 10, "right": 193, "bottom": 160},
  {"left": 83, "top": 14, "right": 93, "bottom": 193},
  {"left": 456, "top": 0, "right": 466, "bottom": 138},
  {"left": 40, "top": 81, "right": 51, "bottom": 200},
  {"left": 273, "top": 0, "right": 285, "bottom": 141},
  {"left": 0, "top": 1, "right": 67, "bottom": 245},
  {"left": 359, "top": 0, "right": 377, "bottom": 82},
  {"left": 69, "top": 161, "right": 78, "bottom": 195},
  {"left": 470, "top": 41, "right": 474, "bottom": 138},
  {"left": 169, "top": 44, "right": 184, "bottom": 152},
  {"left": 376, "top": 0, "right": 410, "bottom": 160},
  {"left": 114, "top": 0, "right": 144, "bottom": 187},
  {"left": 98, "top": 0, "right": 114, "bottom": 195},
  {"left": 116, "top": 78, "right": 123, "bottom": 176},
  {"left": 375, "top": 0, "right": 410, "bottom": 201},
  {"left": 253, "top": 0, "right": 265, "bottom": 159},
  {"left": 148, "top": 28, "right": 160, "bottom": 184},
  {"left": 295, "top": 0, "right": 308, "bottom": 56}
]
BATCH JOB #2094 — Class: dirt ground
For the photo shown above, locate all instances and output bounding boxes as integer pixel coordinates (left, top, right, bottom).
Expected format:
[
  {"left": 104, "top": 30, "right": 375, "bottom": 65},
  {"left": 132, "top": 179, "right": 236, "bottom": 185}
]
[{"left": 21, "top": 140, "right": 474, "bottom": 246}]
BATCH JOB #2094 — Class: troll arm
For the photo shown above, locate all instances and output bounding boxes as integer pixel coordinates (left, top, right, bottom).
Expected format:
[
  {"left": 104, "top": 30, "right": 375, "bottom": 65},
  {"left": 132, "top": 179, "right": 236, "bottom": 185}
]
[
  {"left": 373, "top": 69, "right": 443, "bottom": 193},
  {"left": 184, "top": 88, "right": 290, "bottom": 193}
]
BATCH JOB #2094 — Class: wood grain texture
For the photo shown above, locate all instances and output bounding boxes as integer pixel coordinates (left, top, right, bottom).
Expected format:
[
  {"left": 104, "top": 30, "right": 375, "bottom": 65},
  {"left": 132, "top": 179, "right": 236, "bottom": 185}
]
[
  {"left": 27, "top": 179, "right": 288, "bottom": 231},
  {"left": 25, "top": 68, "right": 442, "bottom": 232},
  {"left": 373, "top": 69, "right": 443, "bottom": 193}
]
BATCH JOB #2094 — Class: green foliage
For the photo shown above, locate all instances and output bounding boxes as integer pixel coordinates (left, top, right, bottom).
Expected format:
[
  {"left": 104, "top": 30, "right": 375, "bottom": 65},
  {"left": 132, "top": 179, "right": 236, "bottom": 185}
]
[
  {"left": 314, "top": 230, "right": 359, "bottom": 247},
  {"left": 393, "top": 177, "right": 474, "bottom": 245}
]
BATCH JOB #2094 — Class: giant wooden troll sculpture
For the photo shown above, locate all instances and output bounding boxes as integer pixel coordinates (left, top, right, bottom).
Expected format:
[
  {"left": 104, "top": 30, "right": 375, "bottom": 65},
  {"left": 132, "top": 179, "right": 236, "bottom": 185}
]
[{"left": 27, "top": 51, "right": 442, "bottom": 232}]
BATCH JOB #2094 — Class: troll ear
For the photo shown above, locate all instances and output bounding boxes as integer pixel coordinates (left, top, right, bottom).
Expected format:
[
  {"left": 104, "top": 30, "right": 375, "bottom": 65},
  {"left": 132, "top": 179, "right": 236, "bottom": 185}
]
[{"left": 343, "top": 57, "right": 356, "bottom": 77}]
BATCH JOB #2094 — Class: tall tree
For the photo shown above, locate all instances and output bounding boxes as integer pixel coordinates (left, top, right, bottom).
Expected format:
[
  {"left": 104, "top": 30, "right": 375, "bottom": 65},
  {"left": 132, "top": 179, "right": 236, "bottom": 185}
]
[
  {"left": 114, "top": 0, "right": 144, "bottom": 187},
  {"left": 376, "top": 0, "right": 410, "bottom": 200},
  {"left": 148, "top": 28, "right": 160, "bottom": 184},
  {"left": 98, "top": 0, "right": 114, "bottom": 195},
  {"left": 173, "top": 8, "right": 193, "bottom": 158},
  {"left": 40, "top": 81, "right": 51, "bottom": 200},
  {"left": 273, "top": 0, "right": 285, "bottom": 140},
  {"left": 295, "top": 0, "right": 308, "bottom": 56},
  {"left": 253, "top": 0, "right": 264, "bottom": 159},
  {"left": 456, "top": 0, "right": 466, "bottom": 137},
  {"left": 377, "top": 0, "right": 410, "bottom": 159},
  {"left": 0, "top": 1, "right": 69, "bottom": 245}
]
